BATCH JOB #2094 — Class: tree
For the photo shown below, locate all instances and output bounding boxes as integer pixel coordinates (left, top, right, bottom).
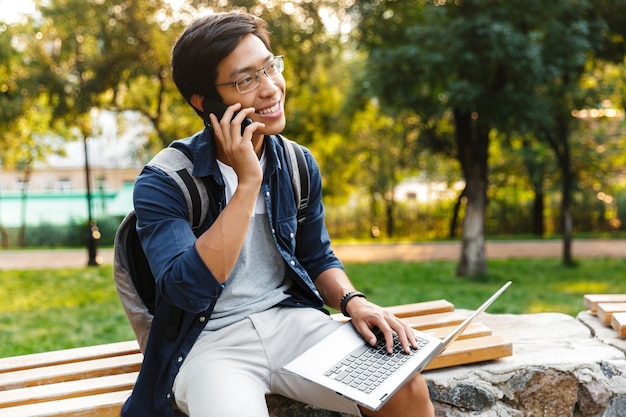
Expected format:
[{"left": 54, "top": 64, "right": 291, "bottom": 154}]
[
  {"left": 37, "top": 0, "right": 195, "bottom": 150},
  {"left": 2, "top": 0, "right": 357, "bottom": 164},
  {"left": 3, "top": 0, "right": 183, "bottom": 252},
  {"left": 113, "top": 0, "right": 354, "bottom": 153},
  {"left": 105, "top": 1, "right": 197, "bottom": 149},
  {"left": 0, "top": 22, "right": 24, "bottom": 246},
  {"left": 0, "top": 17, "right": 73, "bottom": 246},
  {"left": 489, "top": 1, "right": 621, "bottom": 263},
  {"left": 518, "top": 1, "right": 622, "bottom": 265},
  {"left": 348, "top": 102, "right": 416, "bottom": 237},
  {"left": 350, "top": 0, "right": 619, "bottom": 274},
  {"left": 351, "top": 0, "right": 553, "bottom": 275},
  {"left": 0, "top": 22, "right": 24, "bottom": 133},
  {"left": 571, "top": 61, "right": 626, "bottom": 233}
]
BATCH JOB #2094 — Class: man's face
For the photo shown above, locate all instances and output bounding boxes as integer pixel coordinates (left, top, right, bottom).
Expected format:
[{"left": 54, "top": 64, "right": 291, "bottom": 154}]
[{"left": 215, "top": 34, "right": 287, "bottom": 137}]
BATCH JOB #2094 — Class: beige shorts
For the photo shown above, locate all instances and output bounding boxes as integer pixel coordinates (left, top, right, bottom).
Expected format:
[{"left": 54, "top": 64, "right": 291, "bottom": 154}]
[{"left": 173, "top": 306, "right": 362, "bottom": 417}]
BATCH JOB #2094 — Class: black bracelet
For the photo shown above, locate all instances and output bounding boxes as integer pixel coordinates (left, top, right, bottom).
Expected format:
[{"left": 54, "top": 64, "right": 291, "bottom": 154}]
[{"left": 340, "top": 291, "right": 367, "bottom": 317}]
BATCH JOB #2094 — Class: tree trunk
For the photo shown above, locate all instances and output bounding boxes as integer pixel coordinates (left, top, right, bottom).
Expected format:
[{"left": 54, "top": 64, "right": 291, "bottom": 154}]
[
  {"left": 532, "top": 188, "right": 545, "bottom": 236},
  {"left": 454, "top": 109, "right": 489, "bottom": 276},
  {"left": 449, "top": 186, "right": 467, "bottom": 239},
  {"left": 385, "top": 196, "right": 395, "bottom": 238},
  {"left": 18, "top": 168, "right": 32, "bottom": 248},
  {"left": 544, "top": 116, "right": 574, "bottom": 267},
  {"left": 0, "top": 226, "right": 8, "bottom": 248},
  {"left": 457, "top": 169, "right": 488, "bottom": 276},
  {"left": 0, "top": 189, "right": 9, "bottom": 247},
  {"left": 558, "top": 131, "right": 574, "bottom": 266},
  {"left": 521, "top": 138, "right": 545, "bottom": 236}
]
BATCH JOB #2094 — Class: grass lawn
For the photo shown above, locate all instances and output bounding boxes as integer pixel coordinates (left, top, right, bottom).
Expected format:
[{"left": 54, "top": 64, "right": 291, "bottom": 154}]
[{"left": 1, "top": 257, "right": 625, "bottom": 357}]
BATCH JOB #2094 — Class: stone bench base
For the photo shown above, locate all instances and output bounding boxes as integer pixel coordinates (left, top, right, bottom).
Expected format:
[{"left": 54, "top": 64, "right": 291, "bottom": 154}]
[{"left": 426, "top": 312, "right": 626, "bottom": 416}]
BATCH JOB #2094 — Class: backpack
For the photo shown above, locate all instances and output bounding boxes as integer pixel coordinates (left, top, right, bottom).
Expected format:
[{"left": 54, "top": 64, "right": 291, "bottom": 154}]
[{"left": 113, "top": 136, "right": 310, "bottom": 352}]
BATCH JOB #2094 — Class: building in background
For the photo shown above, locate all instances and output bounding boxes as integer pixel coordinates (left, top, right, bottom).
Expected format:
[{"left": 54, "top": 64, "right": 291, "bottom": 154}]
[
  {"left": 0, "top": 166, "right": 139, "bottom": 227},
  {"left": 0, "top": 111, "right": 148, "bottom": 227}
]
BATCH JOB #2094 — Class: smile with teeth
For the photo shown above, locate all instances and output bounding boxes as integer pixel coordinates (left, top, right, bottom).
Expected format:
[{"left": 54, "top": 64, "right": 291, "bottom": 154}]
[{"left": 257, "top": 103, "right": 280, "bottom": 115}]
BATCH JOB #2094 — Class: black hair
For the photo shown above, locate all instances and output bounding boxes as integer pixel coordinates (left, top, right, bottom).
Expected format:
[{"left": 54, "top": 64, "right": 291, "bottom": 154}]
[{"left": 171, "top": 12, "right": 272, "bottom": 116}]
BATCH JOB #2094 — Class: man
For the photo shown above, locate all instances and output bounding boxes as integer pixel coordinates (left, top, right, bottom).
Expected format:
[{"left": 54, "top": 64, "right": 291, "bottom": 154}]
[{"left": 123, "top": 11, "right": 434, "bottom": 417}]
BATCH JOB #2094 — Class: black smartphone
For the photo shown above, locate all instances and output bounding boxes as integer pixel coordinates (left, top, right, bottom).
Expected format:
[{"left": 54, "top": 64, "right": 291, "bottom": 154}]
[{"left": 202, "top": 98, "right": 253, "bottom": 135}]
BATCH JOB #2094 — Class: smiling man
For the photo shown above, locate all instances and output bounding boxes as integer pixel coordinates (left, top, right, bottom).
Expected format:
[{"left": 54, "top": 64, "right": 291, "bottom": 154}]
[{"left": 122, "top": 12, "right": 434, "bottom": 417}]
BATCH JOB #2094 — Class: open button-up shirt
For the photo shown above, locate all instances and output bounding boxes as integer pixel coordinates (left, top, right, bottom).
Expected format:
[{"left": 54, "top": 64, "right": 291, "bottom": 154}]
[{"left": 122, "top": 130, "right": 342, "bottom": 417}]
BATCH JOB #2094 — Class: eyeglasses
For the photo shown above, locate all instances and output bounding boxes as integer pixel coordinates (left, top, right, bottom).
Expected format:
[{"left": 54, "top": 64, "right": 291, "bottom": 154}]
[{"left": 215, "top": 56, "right": 284, "bottom": 94}]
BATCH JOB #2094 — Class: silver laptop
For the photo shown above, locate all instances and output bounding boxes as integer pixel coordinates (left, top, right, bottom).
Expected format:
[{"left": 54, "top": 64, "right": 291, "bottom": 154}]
[{"left": 283, "top": 281, "right": 511, "bottom": 411}]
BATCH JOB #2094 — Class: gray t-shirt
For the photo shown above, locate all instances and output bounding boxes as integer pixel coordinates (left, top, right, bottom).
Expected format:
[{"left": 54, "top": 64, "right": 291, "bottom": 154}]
[{"left": 202, "top": 156, "right": 292, "bottom": 332}]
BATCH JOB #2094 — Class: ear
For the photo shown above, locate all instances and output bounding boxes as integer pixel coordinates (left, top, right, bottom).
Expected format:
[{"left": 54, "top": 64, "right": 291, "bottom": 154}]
[{"left": 190, "top": 94, "right": 204, "bottom": 112}]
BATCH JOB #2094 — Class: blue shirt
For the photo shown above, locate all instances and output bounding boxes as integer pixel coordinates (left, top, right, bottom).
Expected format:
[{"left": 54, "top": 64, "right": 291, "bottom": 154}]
[{"left": 122, "top": 130, "right": 343, "bottom": 417}]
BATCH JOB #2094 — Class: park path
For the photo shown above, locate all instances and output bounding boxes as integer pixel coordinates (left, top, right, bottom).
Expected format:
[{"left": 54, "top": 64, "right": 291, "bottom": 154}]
[{"left": 0, "top": 239, "right": 624, "bottom": 270}]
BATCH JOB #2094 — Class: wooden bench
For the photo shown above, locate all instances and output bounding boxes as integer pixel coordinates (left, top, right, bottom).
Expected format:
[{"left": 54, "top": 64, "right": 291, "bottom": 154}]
[
  {"left": 584, "top": 294, "right": 626, "bottom": 337},
  {"left": 0, "top": 300, "right": 512, "bottom": 417}
]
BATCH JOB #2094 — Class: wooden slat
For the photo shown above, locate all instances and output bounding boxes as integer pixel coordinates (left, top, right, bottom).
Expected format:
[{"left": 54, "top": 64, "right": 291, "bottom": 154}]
[
  {"left": 0, "top": 341, "right": 140, "bottom": 373},
  {"left": 401, "top": 311, "right": 466, "bottom": 330},
  {"left": 0, "top": 354, "right": 142, "bottom": 391},
  {"left": 611, "top": 312, "right": 626, "bottom": 337},
  {"left": 330, "top": 299, "right": 455, "bottom": 322},
  {"left": 382, "top": 299, "right": 455, "bottom": 318},
  {"left": 425, "top": 335, "right": 513, "bottom": 370},
  {"left": 1, "top": 389, "right": 131, "bottom": 417},
  {"left": 0, "top": 372, "right": 138, "bottom": 408},
  {"left": 597, "top": 302, "right": 626, "bottom": 324},
  {"left": 423, "top": 322, "right": 492, "bottom": 340},
  {"left": 333, "top": 311, "right": 466, "bottom": 329},
  {"left": 583, "top": 294, "right": 626, "bottom": 313}
]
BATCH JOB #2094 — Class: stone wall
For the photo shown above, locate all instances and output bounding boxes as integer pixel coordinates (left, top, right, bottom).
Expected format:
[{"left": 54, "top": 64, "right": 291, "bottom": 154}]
[{"left": 268, "top": 312, "right": 626, "bottom": 417}]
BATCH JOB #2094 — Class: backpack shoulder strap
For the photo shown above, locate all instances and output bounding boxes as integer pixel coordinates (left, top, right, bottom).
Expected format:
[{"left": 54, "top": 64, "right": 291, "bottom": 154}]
[
  {"left": 280, "top": 135, "right": 310, "bottom": 224},
  {"left": 148, "top": 147, "right": 209, "bottom": 230},
  {"left": 117, "top": 147, "right": 207, "bottom": 346}
]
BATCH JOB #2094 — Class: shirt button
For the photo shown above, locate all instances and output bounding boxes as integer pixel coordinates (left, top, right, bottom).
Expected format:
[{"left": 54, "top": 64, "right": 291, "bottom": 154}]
[
  {"left": 289, "top": 232, "right": 295, "bottom": 238},
  {"left": 290, "top": 260, "right": 296, "bottom": 266},
  {"left": 167, "top": 393, "right": 171, "bottom": 399},
  {"left": 199, "top": 316, "right": 206, "bottom": 323},
  {"left": 177, "top": 356, "right": 183, "bottom": 363},
  {"left": 266, "top": 191, "right": 271, "bottom": 197},
  {"left": 271, "top": 229, "right": 275, "bottom": 234}
]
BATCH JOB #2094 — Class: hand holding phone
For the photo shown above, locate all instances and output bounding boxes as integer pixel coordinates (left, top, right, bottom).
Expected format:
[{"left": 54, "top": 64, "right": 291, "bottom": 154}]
[{"left": 202, "top": 98, "right": 253, "bottom": 136}]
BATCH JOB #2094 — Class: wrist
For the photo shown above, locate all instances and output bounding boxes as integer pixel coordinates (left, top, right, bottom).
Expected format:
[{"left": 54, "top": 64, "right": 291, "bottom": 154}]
[{"left": 340, "top": 291, "right": 367, "bottom": 317}]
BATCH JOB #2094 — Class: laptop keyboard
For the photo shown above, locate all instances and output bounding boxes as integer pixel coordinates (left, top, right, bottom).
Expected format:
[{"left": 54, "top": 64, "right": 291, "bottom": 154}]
[{"left": 323, "top": 331, "right": 430, "bottom": 394}]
